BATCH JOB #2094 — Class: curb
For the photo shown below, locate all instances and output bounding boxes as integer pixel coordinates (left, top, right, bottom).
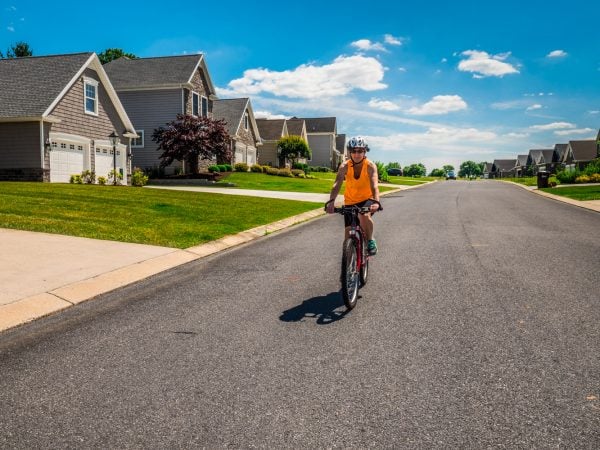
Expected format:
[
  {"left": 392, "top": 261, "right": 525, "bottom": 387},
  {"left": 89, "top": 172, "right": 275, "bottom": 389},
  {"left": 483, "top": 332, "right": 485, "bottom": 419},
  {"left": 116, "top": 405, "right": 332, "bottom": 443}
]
[{"left": 0, "top": 186, "right": 412, "bottom": 333}]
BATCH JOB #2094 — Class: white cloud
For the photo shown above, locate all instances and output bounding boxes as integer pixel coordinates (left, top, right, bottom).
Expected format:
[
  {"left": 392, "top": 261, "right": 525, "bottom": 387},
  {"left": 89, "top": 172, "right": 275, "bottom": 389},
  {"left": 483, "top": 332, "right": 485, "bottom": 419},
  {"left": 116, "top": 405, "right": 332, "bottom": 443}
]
[
  {"left": 384, "top": 34, "right": 402, "bottom": 46},
  {"left": 221, "top": 55, "right": 387, "bottom": 99},
  {"left": 398, "top": 67, "right": 407, "bottom": 72},
  {"left": 368, "top": 98, "right": 400, "bottom": 111},
  {"left": 588, "top": 110, "right": 599, "bottom": 115},
  {"left": 407, "top": 95, "right": 467, "bottom": 115},
  {"left": 458, "top": 50, "right": 519, "bottom": 78},
  {"left": 351, "top": 39, "right": 387, "bottom": 52},
  {"left": 526, "top": 104, "right": 542, "bottom": 111},
  {"left": 554, "top": 128, "right": 595, "bottom": 136},
  {"left": 529, "top": 122, "right": 575, "bottom": 131},
  {"left": 547, "top": 50, "right": 567, "bottom": 58},
  {"left": 253, "top": 110, "right": 287, "bottom": 120},
  {"left": 7, "top": 25, "right": 14, "bottom": 32}
]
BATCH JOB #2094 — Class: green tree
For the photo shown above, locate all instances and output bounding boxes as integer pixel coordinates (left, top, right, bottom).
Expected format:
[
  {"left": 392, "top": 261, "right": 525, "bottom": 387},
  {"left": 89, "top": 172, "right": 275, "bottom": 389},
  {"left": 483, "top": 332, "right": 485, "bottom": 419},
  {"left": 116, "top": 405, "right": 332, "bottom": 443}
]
[
  {"left": 1, "top": 41, "right": 32, "bottom": 58},
  {"left": 152, "top": 114, "right": 230, "bottom": 174},
  {"left": 385, "top": 162, "right": 401, "bottom": 170},
  {"left": 443, "top": 164, "right": 454, "bottom": 173},
  {"left": 374, "top": 161, "right": 389, "bottom": 182},
  {"left": 277, "top": 135, "right": 311, "bottom": 167},
  {"left": 459, "top": 160, "right": 482, "bottom": 178},
  {"left": 98, "top": 48, "right": 137, "bottom": 64},
  {"left": 404, "top": 163, "right": 426, "bottom": 177},
  {"left": 430, "top": 168, "right": 445, "bottom": 177}
]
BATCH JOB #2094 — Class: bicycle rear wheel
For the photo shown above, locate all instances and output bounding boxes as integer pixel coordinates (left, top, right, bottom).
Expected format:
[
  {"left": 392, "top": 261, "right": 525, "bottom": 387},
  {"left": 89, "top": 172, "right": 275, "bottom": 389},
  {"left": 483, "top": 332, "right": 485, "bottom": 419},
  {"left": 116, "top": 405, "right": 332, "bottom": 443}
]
[{"left": 341, "top": 238, "right": 360, "bottom": 309}]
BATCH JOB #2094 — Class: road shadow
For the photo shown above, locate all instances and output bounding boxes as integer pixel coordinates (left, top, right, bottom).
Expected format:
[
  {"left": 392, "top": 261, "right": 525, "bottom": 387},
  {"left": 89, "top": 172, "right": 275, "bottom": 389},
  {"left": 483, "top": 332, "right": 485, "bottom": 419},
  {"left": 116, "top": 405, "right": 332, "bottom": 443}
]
[{"left": 279, "top": 291, "right": 353, "bottom": 325}]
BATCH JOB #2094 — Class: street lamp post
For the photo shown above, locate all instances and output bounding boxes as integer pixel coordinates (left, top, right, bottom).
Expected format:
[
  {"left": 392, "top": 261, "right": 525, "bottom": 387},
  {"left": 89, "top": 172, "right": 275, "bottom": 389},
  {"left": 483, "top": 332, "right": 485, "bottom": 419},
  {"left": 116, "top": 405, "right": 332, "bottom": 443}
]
[{"left": 108, "top": 131, "right": 119, "bottom": 186}]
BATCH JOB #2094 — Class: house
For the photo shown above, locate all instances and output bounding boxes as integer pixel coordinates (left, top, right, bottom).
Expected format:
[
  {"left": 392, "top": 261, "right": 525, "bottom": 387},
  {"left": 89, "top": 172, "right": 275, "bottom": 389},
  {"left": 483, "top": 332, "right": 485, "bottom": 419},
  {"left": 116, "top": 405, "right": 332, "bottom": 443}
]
[
  {"left": 0, "top": 52, "right": 136, "bottom": 183},
  {"left": 561, "top": 140, "right": 598, "bottom": 170},
  {"left": 525, "top": 149, "right": 553, "bottom": 174},
  {"left": 284, "top": 118, "right": 309, "bottom": 165},
  {"left": 514, "top": 154, "right": 529, "bottom": 177},
  {"left": 255, "top": 119, "right": 288, "bottom": 167},
  {"left": 553, "top": 143, "right": 568, "bottom": 164},
  {"left": 336, "top": 134, "right": 346, "bottom": 160},
  {"left": 212, "top": 98, "right": 261, "bottom": 168},
  {"left": 491, "top": 159, "right": 517, "bottom": 178},
  {"left": 104, "top": 54, "right": 217, "bottom": 174},
  {"left": 482, "top": 162, "right": 493, "bottom": 179},
  {"left": 300, "top": 117, "right": 340, "bottom": 170}
]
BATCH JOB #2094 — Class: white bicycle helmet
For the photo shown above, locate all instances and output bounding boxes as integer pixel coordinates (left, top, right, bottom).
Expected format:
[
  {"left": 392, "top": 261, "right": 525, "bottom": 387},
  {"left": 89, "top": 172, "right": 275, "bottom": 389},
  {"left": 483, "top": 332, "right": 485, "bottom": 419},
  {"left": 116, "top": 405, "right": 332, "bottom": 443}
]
[{"left": 347, "top": 136, "right": 369, "bottom": 151}]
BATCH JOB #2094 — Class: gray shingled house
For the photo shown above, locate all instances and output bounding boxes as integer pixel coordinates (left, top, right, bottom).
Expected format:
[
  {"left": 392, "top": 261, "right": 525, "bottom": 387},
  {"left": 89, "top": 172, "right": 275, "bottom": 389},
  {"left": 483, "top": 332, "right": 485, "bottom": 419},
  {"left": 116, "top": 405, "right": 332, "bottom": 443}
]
[
  {"left": 561, "top": 140, "right": 598, "bottom": 170},
  {"left": 514, "top": 154, "right": 529, "bottom": 177},
  {"left": 212, "top": 98, "right": 262, "bottom": 168},
  {"left": 104, "top": 54, "right": 217, "bottom": 175},
  {"left": 255, "top": 119, "right": 288, "bottom": 167},
  {"left": 0, "top": 52, "right": 136, "bottom": 182},
  {"left": 527, "top": 148, "right": 556, "bottom": 174},
  {"left": 300, "top": 117, "right": 340, "bottom": 170},
  {"left": 490, "top": 159, "right": 517, "bottom": 178}
]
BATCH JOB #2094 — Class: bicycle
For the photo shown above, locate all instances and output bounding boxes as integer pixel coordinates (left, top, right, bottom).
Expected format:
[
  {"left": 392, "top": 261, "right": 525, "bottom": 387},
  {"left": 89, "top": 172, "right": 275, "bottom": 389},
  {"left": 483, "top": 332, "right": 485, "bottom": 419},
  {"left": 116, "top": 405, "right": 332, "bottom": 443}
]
[{"left": 325, "top": 200, "right": 382, "bottom": 310}]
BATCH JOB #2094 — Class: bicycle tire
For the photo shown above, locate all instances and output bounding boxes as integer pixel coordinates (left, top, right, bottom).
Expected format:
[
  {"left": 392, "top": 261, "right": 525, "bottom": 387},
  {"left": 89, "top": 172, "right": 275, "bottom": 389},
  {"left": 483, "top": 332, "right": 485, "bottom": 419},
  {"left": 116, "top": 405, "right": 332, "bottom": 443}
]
[
  {"left": 341, "top": 238, "right": 360, "bottom": 310},
  {"left": 360, "top": 251, "right": 369, "bottom": 287}
]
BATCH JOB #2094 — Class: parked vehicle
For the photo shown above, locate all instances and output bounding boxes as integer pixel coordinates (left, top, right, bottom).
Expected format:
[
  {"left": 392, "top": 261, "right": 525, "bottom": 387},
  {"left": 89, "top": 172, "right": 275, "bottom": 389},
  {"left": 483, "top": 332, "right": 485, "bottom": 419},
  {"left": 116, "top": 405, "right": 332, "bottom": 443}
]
[
  {"left": 387, "top": 168, "right": 402, "bottom": 176},
  {"left": 446, "top": 171, "right": 456, "bottom": 180}
]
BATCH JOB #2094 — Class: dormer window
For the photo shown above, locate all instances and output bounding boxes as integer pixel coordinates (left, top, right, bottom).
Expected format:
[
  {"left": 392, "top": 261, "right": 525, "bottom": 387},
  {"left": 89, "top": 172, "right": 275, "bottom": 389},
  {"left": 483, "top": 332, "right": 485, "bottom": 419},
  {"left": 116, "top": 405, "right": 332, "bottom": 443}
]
[
  {"left": 244, "top": 112, "right": 249, "bottom": 130},
  {"left": 83, "top": 77, "right": 98, "bottom": 115}
]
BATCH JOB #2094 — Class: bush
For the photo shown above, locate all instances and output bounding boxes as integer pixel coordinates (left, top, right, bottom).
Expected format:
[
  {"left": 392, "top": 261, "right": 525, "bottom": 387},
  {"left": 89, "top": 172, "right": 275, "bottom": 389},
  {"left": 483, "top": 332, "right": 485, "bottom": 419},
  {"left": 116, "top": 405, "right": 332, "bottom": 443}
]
[
  {"left": 266, "top": 167, "right": 279, "bottom": 175},
  {"left": 108, "top": 169, "right": 123, "bottom": 185},
  {"left": 234, "top": 162, "right": 249, "bottom": 172},
  {"left": 277, "top": 168, "right": 294, "bottom": 177},
  {"left": 250, "top": 164, "right": 263, "bottom": 173},
  {"left": 548, "top": 176, "right": 558, "bottom": 187},
  {"left": 261, "top": 165, "right": 270, "bottom": 173},
  {"left": 590, "top": 173, "right": 600, "bottom": 183},
  {"left": 131, "top": 168, "right": 149, "bottom": 187},
  {"left": 97, "top": 176, "right": 107, "bottom": 185},
  {"left": 291, "top": 169, "right": 305, "bottom": 177},
  {"left": 208, "top": 165, "right": 220, "bottom": 173},
  {"left": 218, "top": 164, "right": 231, "bottom": 172},
  {"left": 556, "top": 168, "right": 580, "bottom": 184},
  {"left": 292, "top": 162, "right": 309, "bottom": 173},
  {"left": 575, "top": 175, "right": 591, "bottom": 184},
  {"left": 583, "top": 158, "right": 600, "bottom": 176},
  {"left": 81, "top": 170, "right": 96, "bottom": 184},
  {"left": 69, "top": 174, "right": 82, "bottom": 184}
]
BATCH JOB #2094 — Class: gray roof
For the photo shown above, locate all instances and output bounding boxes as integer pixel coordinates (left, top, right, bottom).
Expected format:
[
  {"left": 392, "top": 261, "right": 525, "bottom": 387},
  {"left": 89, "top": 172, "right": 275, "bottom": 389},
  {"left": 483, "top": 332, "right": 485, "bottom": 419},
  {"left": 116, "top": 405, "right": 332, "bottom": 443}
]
[
  {"left": 516, "top": 154, "right": 529, "bottom": 166},
  {"left": 255, "top": 119, "right": 286, "bottom": 141},
  {"left": 539, "top": 149, "right": 556, "bottom": 163},
  {"left": 212, "top": 98, "right": 249, "bottom": 135},
  {"left": 0, "top": 52, "right": 93, "bottom": 118},
  {"left": 301, "top": 117, "right": 337, "bottom": 133},
  {"left": 483, "top": 162, "right": 493, "bottom": 172},
  {"left": 554, "top": 143, "right": 568, "bottom": 160},
  {"left": 104, "top": 54, "right": 214, "bottom": 93},
  {"left": 568, "top": 140, "right": 597, "bottom": 161},
  {"left": 285, "top": 118, "right": 305, "bottom": 136},
  {"left": 492, "top": 159, "right": 517, "bottom": 171},
  {"left": 527, "top": 149, "right": 552, "bottom": 164}
]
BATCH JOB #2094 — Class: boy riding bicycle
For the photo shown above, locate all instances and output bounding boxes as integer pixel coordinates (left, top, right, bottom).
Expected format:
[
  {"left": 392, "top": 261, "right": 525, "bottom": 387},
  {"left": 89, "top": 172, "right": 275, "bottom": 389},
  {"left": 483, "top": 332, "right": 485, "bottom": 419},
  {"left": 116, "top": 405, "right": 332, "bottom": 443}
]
[{"left": 325, "top": 136, "right": 380, "bottom": 255}]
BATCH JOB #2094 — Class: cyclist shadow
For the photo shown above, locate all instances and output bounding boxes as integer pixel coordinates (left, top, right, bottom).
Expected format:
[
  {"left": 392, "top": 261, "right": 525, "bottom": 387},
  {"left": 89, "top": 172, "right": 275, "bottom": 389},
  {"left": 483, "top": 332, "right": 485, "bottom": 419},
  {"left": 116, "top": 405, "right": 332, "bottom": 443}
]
[{"left": 279, "top": 291, "right": 353, "bottom": 325}]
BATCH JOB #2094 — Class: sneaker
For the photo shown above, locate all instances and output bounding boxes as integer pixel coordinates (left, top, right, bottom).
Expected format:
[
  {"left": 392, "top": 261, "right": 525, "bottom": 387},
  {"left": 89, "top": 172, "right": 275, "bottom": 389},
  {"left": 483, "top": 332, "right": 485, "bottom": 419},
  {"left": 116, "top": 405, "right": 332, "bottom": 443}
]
[{"left": 367, "top": 239, "right": 378, "bottom": 256}]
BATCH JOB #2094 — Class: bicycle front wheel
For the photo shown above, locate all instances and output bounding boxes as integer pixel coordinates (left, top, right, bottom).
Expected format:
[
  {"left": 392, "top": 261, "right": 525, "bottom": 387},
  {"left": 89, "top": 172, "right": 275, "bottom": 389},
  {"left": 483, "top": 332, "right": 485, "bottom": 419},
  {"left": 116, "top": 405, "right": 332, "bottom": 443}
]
[{"left": 341, "top": 238, "right": 360, "bottom": 310}]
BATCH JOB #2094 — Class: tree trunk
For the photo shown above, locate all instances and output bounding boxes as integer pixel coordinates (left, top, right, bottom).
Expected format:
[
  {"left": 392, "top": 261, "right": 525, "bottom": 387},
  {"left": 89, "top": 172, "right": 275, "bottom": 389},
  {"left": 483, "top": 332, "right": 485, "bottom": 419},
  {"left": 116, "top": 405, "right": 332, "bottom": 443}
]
[{"left": 188, "top": 154, "right": 199, "bottom": 174}]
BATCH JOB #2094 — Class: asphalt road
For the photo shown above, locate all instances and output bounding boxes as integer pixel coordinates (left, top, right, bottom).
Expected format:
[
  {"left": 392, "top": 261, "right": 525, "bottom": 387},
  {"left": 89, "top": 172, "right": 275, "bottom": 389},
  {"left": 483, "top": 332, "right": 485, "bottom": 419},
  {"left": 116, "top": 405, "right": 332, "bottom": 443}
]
[{"left": 1, "top": 181, "right": 599, "bottom": 448}]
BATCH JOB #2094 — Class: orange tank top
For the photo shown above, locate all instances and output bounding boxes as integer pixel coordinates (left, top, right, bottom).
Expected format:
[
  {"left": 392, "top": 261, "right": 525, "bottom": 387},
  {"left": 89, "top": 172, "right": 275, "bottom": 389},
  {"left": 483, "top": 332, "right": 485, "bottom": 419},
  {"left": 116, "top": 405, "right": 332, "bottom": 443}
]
[{"left": 344, "top": 159, "right": 372, "bottom": 205}]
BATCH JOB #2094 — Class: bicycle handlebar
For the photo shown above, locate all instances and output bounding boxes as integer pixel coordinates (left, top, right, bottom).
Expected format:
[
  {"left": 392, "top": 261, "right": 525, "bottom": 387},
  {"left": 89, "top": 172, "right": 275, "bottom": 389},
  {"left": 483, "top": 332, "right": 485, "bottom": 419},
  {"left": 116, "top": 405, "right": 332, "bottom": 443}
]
[{"left": 324, "top": 199, "right": 382, "bottom": 213}]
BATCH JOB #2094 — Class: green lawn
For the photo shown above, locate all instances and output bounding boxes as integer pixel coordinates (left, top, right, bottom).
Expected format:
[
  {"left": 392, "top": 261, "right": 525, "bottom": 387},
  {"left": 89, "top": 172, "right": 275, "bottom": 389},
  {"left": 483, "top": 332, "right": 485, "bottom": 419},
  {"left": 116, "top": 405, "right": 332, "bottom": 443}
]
[
  {"left": 540, "top": 185, "right": 600, "bottom": 201},
  {"left": 502, "top": 177, "right": 537, "bottom": 186},
  {"left": 384, "top": 176, "right": 437, "bottom": 186},
  {"left": 0, "top": 182, "right": 321, "bottom": 248}
]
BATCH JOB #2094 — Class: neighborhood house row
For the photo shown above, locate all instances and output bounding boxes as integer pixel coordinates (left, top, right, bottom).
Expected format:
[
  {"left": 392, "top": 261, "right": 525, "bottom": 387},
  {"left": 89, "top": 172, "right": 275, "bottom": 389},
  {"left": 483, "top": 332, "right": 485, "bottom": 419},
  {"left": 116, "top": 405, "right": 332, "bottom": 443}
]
[{"left": 0, "top": 52, "right": 347, "bottom": 183}]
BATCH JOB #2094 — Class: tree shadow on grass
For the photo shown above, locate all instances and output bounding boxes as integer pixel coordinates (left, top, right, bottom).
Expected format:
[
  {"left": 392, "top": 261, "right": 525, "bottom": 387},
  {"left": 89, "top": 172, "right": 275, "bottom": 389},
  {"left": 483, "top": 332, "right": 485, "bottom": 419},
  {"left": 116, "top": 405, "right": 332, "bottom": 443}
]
[{"left": 279, "top": 291, "right": 354, "bottom": 325}]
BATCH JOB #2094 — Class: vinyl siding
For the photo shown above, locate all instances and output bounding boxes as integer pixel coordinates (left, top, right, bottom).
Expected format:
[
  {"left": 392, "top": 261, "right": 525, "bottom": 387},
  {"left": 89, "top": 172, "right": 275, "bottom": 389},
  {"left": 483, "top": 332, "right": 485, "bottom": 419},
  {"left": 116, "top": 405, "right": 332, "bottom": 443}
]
[
  {"left": 118, "top": 89, "right": 183, "bottom": 171},
  {"left": 307, "top": 134, "right": 333, "bottom": 167},
  {"left": 258, "top": 142, "right": 279, "bottom": 167}
]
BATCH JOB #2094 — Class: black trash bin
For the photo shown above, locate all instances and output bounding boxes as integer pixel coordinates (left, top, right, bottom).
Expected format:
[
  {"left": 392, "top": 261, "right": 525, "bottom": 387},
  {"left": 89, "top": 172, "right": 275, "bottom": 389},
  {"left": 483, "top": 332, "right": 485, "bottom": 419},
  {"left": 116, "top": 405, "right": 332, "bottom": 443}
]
[{"left": 537, "top": 170, "right": 549, "bottom": 188}]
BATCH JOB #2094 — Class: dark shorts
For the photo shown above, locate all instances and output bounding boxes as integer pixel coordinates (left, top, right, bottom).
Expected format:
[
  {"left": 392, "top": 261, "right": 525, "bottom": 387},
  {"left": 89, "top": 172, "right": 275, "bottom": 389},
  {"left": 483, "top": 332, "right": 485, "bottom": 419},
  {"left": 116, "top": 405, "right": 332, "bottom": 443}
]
[{"left": 344, "top": 199, "right": 374, "bottom": 227}]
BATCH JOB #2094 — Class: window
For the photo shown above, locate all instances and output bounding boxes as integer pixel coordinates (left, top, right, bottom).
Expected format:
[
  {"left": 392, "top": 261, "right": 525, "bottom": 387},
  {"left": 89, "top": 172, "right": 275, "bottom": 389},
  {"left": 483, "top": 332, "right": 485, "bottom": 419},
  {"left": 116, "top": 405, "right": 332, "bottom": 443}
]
[
  {"left": 192, "top": 92, "right": 200, "bottom": 116},
  {"left": 201, "top": 96, "right": 208, "bottom": 117},
  {"left": 83, "top": 77, "right": 98, "bottom": 115},
  {"left": 131, "top": 130, "right": 144, "bottom": 148},
  {"left": 244, "top": 112, "right": 249, "bottom": 130}
]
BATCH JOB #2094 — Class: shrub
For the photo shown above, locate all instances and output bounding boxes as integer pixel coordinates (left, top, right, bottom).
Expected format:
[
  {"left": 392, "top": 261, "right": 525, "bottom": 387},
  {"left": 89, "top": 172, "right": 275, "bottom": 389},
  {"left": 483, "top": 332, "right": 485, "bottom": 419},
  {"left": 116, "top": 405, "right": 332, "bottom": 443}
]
[
  {"left": 556, "top": 168, "right": 580, "bottom": 184},
  {"left": 575, "top": 175, "right": 590, "bottom": 184},
  {"left": 583, "top": 158, "right": 600, "bottom": 176},
  {"left": 234, "top": 162, "right": 249, "bottom": 172},
  {"left": 277, "top": 168, "right": 294, "bottom": 177},
  {"left": 97, "top": 176, "right": 107, "bottom": 185},
  {"left": 250, "top": 164, "right": 263, "bottom": 173},
  {"left": 266, "top": 167, "right": 279, "bottom": 175},
  {"left": 131, "top": 168, "right": 149, "bottom": 187},
  {"left": 261, "top": 165, "right": 270, "bottom": 173},
  {"left": 292, "top": 162, "right": 309, "bottom": 173},
  {"left": 218, "top": 164, "right": 230, "bottom": 172},
  {"left": 208, "top": 165, "right": 220, "bottom": 173},
  {"left": 108, "top": 169, "right": 123, "bottom": 185},
  {"left": 548, "top": 176, "right": 558, "bottom": 187},
  {"left": 589, "top": 173, "right": 600, "bottom": 183},
  {"left": 69, "top": 174, "right": 82, "bottom": 184},
  {"left": 81, "top": 170, "right": 96, "bottom": 184},
  {"left": 291, "top": 169, "right": 305, "bottom": 177}
]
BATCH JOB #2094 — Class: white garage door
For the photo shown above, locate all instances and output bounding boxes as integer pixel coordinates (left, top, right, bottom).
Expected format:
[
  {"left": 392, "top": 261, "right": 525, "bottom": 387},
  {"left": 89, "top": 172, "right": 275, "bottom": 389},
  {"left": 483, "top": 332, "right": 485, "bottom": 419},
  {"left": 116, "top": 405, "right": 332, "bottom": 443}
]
[
  {"left": 49, "top": 142, "right": 84, "bottom": 183},
  {"left": 95, "top": 147, "right": 116, "bottom": 179}
]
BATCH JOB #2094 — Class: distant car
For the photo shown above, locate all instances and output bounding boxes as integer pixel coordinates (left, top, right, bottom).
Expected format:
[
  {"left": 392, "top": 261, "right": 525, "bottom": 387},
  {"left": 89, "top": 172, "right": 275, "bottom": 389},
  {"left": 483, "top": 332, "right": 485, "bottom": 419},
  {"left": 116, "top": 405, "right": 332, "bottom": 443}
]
[
  {"left": 446, "top": 171, "right": 456, "bottom": 180},
  {"left": 387, "top": 168, "right": 402, "bottom": 176}
]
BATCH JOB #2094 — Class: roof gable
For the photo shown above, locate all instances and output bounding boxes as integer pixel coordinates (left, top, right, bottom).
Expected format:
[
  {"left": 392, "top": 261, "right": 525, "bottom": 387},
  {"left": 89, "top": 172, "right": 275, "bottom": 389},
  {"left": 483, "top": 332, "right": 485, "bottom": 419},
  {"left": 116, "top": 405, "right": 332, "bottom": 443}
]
[
  {"left": 255, "top": 119, "right": 287, "bottom": 141},
  {"left": 492, "top": 159, "right": 517, "bottom": 171},
  {"left": 103, "top": 54, "right": 216, "bottom": 97},
  {"left": 301, "top": 117, "right": 337, "bottom": 134}
]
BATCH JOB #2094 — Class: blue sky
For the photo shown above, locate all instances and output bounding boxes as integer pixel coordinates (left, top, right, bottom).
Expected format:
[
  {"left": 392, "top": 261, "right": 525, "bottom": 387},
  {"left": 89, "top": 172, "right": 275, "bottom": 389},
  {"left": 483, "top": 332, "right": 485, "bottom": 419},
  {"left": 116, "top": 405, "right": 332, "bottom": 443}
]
[{"left": 2, "top": 0, "right": 599, "bottom": 171}]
